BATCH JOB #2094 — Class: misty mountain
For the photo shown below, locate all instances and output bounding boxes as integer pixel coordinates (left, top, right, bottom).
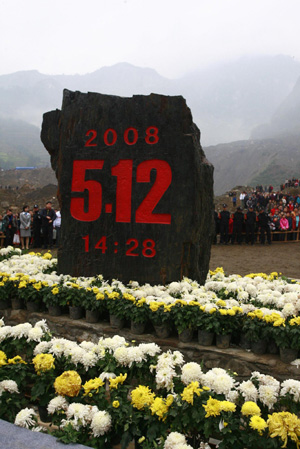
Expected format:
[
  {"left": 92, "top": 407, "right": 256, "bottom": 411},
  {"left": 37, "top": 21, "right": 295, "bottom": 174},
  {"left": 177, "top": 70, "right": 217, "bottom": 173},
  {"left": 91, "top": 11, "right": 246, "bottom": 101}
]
[
  {"left": 251, "top": 75, "right": 300, "bottom": 139},
  {"left": 0, "top": 118, "right": 49, "bottom": 169},
  {"left": 205, "top": 135, "right": 300, "bottom": 195},
  {"left": 1, "top": 56, "right": 300, "bottom": 145}
]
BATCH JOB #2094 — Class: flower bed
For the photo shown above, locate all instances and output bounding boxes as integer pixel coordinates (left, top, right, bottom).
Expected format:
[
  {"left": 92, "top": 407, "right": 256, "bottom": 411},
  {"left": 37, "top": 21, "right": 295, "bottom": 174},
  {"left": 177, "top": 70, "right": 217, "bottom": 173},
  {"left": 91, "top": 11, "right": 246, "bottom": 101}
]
[
  {"left": 0, "top": 248, "right": 300, "bottom": 361},
  {"left": 0, "top": 318, "right": 300, "bottom": 448}
]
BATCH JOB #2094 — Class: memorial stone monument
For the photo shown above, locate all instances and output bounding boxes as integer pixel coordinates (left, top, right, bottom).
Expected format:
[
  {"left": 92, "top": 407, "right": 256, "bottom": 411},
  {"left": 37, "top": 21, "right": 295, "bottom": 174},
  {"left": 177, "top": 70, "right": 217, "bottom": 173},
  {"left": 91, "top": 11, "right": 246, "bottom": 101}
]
[{"left": 41, "top": 90, "right": 214, "bottom": 284}]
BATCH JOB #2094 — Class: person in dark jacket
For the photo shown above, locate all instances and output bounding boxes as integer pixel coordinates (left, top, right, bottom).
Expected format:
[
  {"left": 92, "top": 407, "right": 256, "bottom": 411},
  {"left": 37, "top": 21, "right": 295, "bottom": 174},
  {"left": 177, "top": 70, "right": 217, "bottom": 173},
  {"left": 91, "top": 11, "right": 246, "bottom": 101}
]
[
  {"left": 39, "top": 201, "right": 56, "bottom": 249},
  {"left": 32, "top": 205, "right": 42, "bottom": 248},
  {"left": 257, "top": 208, "right": 271, "bottom": 244},
  {"left": 245, "top": 206, "right": 257, "bottom": 245},
  {"left": 231, "top": 207, "right": 244, "bottom": 244},
  {"left": 3, "top": 209, "right": 18, "bottom": 247},
  {"left": 219, "top": 204, "right": 230, "bottom": 244},
  {"left": 213, "top": 209, "right": 220, "bottom": 244}
]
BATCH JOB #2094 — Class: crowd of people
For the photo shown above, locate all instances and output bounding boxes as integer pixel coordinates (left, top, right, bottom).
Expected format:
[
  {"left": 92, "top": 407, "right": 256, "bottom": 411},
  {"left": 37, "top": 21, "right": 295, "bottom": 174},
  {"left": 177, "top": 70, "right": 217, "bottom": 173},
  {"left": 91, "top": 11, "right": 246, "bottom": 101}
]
[
  {"left": 215, "top": 185, "right": 300, "bottom": 245},
  {"left": 0, "top": 201, "right": 61, "bottom": 250}
]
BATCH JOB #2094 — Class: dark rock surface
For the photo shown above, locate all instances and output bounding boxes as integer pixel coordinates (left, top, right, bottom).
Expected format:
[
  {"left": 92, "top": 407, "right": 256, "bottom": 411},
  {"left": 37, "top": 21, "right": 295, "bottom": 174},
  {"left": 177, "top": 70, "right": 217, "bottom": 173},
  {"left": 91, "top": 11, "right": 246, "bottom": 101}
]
[{"left": 41, "top": 90, "right": 214, "bottom": 285}]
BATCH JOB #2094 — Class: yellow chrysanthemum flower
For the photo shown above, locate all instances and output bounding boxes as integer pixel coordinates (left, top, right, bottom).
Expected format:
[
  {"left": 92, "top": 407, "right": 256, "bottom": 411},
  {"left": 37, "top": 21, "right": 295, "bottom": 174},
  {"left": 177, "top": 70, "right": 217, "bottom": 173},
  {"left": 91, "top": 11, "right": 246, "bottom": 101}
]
[
  {"left": 7, "top": 355, "right": 26, "bottom": 365},
  {"left": 219, "top": 401, "right": 236, "bottom": 413},
  {"left": 241, "top": 401, "right": 261, "bottom": 417},
  {"left": 150, "top": 397, "right": 169, "bottom": 421},
  {"left": 109, "top": 373, "right": 127, "bottom": 390},
  {"left": 54, "top": 370, "right": 82, "bottom": 397},
  {"left": 131, "top": 385, "right": 155, "bottom": 410},
  {"left": 32, "top": 353, "right": 55, "bottom": 374},
  {"left": 112, "top": 400, "right": 120, "bottom": 408},
  {"left": 181, "top": 381, "right": 202, "bottom": 405},
  {"left": 82, "top": 377, "right": 104, "bottom": 395},
  {"left": 203, "top": 396, "right": 222, "bottom": 418},
  {"left": 249, "top": 416, "right": 267, "bottom": 435},
  {"left": 51, "top": 287, "right": 59, "bottom": 295},
  {"left": 267, "top": 411, "right": 300, "bottom": 449},
  {"left": 0, "top": 350, "right": 7, "bottom": 366}
]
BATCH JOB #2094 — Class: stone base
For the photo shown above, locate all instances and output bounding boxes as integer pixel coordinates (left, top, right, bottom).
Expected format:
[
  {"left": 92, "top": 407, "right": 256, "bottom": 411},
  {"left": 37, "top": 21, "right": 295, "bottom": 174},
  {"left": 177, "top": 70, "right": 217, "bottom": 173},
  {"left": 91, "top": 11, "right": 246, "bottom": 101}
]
[{"left": 3, "top": 309, "right": 300, "bottom": 381}]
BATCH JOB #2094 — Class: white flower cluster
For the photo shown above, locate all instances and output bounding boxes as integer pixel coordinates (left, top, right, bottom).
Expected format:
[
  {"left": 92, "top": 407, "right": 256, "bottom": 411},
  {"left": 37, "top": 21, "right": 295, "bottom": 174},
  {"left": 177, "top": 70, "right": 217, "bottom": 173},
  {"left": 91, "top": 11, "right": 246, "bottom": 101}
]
[
  {"left": 14, "top": 407, "right": 37, "bottom": 429},
  {"left": 250, "top": 371, "right": 280, "bottom": 410},
  {"left": 164, "top": 432, "right": 193, "bottom": 449},
  {"left": 1, "top": 253, "right": 300, "bottom": 317},
  {"left": 201, "top": 367, "right": 237, "bottom": 399},
  {"left": 0, "top": 379, "right": 19, "bottom": 396},
  {"left": 156, "top": 350, "right": 184, "bottom": 391},
  {"left": 0, "top": 320, "right": 49, "bottom": 343}
]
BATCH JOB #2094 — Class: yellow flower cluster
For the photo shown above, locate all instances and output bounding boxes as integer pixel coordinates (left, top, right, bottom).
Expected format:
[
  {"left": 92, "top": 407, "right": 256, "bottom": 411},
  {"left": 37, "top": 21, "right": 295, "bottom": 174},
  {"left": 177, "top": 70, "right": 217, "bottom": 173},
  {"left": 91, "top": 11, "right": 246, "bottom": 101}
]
[
  {"left": 150, "top": 396, "right": 170, "bottom": 421},
  {"left": 96, "top": 292, "right": 105, "bottom": 300},
  {"left": 181, "top": 381, "right": 202, "bottom": 405},
  {"left": 109, "top": 373, "right": 127, "bottom": 390},
  {"left": 241, "top": 401, "right": 261, "bottom": 416},
  {"left": 131, "top": 385, "right": 155, "bottom": 410},
  {"left": 0, "top": 350, "right": 7, "bottom": 366},
  {"left": 289, "top": 316, "right": 300, "bottom": 326},
  {"left": 107, "top": 292, "right": 120, "bottom": 300},
  {"left": 267, "top": 411, "right": 300, "bottom": 449},
  {"left": 82, "top": 377, "right": 104, "bottom": 395},
  {"left": 51, "top": 287, "right": 59, "bottom": 295},
  {"left": 203, "top": 396, "right": 236, "bottom": 418},
  {"left": 249, "top": 416, "right": 268, "bottom": 435},
  {"left": 54, "top": 370, "right": 82, "bottom": 397},
  {"left": 7, "top": 356, "right": 26, "bottom": 365},
  {"left": 32, "top": 353, "right": 55, "bottom": 374}
]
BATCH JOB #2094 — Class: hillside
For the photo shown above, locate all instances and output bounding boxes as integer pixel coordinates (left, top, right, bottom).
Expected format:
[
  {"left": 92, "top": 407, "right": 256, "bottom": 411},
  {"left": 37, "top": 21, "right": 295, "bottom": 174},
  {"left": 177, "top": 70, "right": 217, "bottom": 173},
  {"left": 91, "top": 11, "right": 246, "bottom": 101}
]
[
  {"left": 0, "top": 118, "right": 50, "bottom": 169},
  {"left": 205, "top": 135, "right": 300, "bottom": 195},
  {"left": 251, "top": 74, "right": 300, "bottom": 139},
  {"left": 1, "top": 56, "right": 300, "bottom": 146}
]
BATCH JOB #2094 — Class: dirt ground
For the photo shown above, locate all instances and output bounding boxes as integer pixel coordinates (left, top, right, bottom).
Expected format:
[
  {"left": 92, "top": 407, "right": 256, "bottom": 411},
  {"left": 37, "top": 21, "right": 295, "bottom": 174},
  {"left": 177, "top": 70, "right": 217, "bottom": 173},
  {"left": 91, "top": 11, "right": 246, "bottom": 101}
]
[{"left": 209, "top": 242, "right": 300, "bottom": 278}]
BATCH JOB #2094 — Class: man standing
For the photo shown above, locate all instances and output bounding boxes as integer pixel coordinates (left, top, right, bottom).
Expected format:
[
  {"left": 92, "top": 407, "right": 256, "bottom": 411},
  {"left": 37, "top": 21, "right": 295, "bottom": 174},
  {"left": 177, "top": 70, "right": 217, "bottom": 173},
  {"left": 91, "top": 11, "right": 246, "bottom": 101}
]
[
  {"left": 40, "top": 201, "right": 56, "bottom": 249},
  {"left": 32, "top": 205, "right": 42, "bottom": 248},
  {"left": 245, "top": 206, "right": 257, "bottom": 245},
  {"left": 231, "top": 206, "right": 244, "bottom": 244},
  {"left": 219, "top": 204, "right": 230, "bottom": 244},
  {"left": 257, "top": 208, "right": 271, "bottom": 245},
  {"left": 3, "top": 209, "right": 17, "bottom": 247}
]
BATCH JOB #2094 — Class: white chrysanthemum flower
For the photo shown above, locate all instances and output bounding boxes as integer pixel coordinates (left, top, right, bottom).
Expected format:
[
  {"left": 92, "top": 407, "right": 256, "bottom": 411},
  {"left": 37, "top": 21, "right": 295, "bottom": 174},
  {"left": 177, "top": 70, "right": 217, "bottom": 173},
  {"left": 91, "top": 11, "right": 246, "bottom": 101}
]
[
  {"left": 0, "top": 380, "right": 19, "bottom": 396},
  {"left": 280, "top": 379, "right": 300, "bottom": 402},
  {"left": 138, "top": 343, "right": 161, "bottom": 357},
  {"left": 156, "top": 367, "right": 176, "bottom": 391},
  {"left": 66, "top": 403, "right": 91, "bottom": 427},
  {"left": 47, "top": 396, "right": 69, "bottom": 414},
  {"left": 34, "top": 320, "right": 49, "bottom": 332},
  {"left": 181, "top": 362, "right": 203, "bottom": 385},
  {"left": 10, "top": 323, "right": 32, "bottom": 339},
  {"left": 226, "top": 389, "right": 239, "bottom": 403},
  {"left": 79, "top": 341, "right": 96, "bottom": 351},
  {"left": 0, "top": 317, "right": 4, "bottom": 327},
  {"left": 81, "top": 351, "right": 99, "bottom": 370},
  {"left": 27, "top": 326, "right": 44, "bottom": 342},
  {"left": 99, "top": 335, "right": 126, "bottom": 353},
  {"left": 172, "top": 351, "right": 184, "bottom": 366},
  {"left": 238, "top": 380, "right": 258, "bottom": 402},
  {"left": 114, "top": 347, "right": 129, "bottom": 365},
  {"left": 164, "top": 432, "right": 187, "bottom": 449},
  {"left": 202, "top": 368, "right": 236, "bottom": 396},
  {"left": 33, "top": 341, "right": 52, "bottom": 355},
  {"left": 0, "top": 325, "right": 12, "bottom": 343},
  {"left": 258, "top": 384, "right": 279, "bottom": 410},
  {"left": 90, "top": 410, "right": 112, "bottom": 437},
  {"left": 290, "top": 359, "right": 300, "bottom": 368},
  {"left": 15, "top": 408, "right": 37, "bottom": 429}
]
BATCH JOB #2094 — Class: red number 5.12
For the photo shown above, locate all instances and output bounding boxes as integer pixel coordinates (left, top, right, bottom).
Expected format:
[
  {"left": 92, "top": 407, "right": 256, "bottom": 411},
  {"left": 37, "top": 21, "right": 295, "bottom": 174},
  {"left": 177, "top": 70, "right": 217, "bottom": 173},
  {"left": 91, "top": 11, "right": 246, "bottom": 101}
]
[
  {"left": 70, "top": 159, "right": 172, "bottom": 223},
  {"left": 70, "top": 160, "right": 104, "bottom": 221}
]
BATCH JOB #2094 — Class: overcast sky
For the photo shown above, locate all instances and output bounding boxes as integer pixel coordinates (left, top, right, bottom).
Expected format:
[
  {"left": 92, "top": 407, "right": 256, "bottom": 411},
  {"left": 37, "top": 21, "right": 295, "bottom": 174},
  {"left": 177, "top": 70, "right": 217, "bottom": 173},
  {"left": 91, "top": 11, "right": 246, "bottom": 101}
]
[{"left": 1, "top": 0, "right": 300, "bottom": 78}]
